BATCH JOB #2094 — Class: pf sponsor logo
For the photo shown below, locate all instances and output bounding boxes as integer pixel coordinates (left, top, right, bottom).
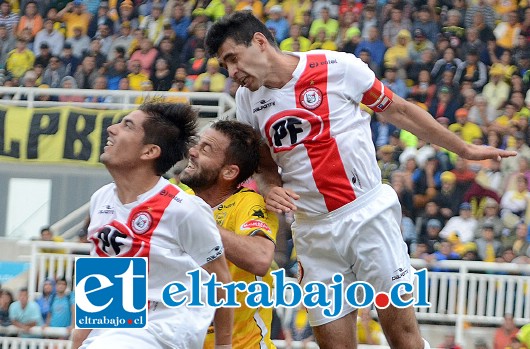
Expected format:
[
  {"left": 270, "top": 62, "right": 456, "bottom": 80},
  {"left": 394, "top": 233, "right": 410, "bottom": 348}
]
[
  {"left": 299, "top": 87, "right": 322, "bottom": 110},
  {"left": 265, "top": 109, "right": 324, "bottom": 152},
  {"left": 75, "top": 257, "right": 148, "bottom": 329}
]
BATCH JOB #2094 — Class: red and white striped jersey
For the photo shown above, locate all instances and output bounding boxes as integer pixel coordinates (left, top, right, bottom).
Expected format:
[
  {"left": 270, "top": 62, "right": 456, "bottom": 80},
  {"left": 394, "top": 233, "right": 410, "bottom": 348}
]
[
  {"left": 237, "top": 50, "right": 387, "bottom": 216},
  {"left": 88, "top": 177, "right": 223, "bottom": 297}
]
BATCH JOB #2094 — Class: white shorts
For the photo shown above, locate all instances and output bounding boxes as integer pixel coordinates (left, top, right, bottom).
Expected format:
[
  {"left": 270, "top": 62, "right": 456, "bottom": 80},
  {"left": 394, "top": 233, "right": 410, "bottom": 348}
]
[
  {"left": 81, "top": 328, "right": 170, "bottom": 349},
  {"left": 80, "top": 304, "right": 214, "bottom": 349},
  {"left": 292, "top": 184, "right": 413, "bottom": 326}
]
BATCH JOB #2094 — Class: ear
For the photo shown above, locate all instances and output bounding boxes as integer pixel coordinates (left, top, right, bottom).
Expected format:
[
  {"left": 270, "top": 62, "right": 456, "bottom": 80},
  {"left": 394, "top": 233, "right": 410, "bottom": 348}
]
[
  {"left": 221, "top": 164, "right": 240, "bottom": 182},
  {"left": 141, "top": 144, "right": 161, "bottom": 161},
  {"left": 253, "top": 32, "right": 268, "bottom": 49}
]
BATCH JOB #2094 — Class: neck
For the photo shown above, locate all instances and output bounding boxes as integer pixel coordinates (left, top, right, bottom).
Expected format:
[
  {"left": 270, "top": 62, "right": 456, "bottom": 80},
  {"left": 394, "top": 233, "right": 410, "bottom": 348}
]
[
  {"left": 194, "top": 185, "right": 239, "bottom": 208},
  {"left": 264, "top": 52, "right": 299, "bottom": 89},
  {"left": 109, "top": 167, "right": 161, "bottom": 204}
]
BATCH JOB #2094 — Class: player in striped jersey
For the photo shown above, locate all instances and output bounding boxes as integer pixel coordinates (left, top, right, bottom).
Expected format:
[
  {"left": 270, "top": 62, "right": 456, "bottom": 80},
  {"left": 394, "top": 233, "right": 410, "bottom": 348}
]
[{"left": 205, "top": 12, "right": 516, "bottom": 349}]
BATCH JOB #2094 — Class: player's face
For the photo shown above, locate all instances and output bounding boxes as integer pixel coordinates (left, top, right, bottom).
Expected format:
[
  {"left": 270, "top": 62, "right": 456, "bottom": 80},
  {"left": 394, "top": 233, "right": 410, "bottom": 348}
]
[
  {"left": 218, "top": 36, "right": 267, "bottom": 92},
  {"left": 100, "top": 110, "right": 150, "bottom": 169},
  {"left": 181, "top": 129, "right": 229, "bottom": 190}
]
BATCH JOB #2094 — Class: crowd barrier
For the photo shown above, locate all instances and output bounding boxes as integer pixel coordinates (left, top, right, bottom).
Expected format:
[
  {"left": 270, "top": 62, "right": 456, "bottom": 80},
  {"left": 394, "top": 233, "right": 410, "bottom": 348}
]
[
  {"left": 11, "top": 241, "right": 530, "bottom": 346},
  {"left": 0, "top": 336, "right": 71, "bottom": 349},
  {"left": 0, "top": 86, "right": 237, "bottom": 119},
  {"left": 0, "top": 336, "right": 390, "bottom": 349}
]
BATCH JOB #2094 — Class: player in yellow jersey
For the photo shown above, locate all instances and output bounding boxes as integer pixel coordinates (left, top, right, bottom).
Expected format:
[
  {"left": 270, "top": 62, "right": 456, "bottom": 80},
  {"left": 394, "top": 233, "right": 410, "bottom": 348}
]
[{"left": 181, "top": 120, "right": 279, "bottom": 349}]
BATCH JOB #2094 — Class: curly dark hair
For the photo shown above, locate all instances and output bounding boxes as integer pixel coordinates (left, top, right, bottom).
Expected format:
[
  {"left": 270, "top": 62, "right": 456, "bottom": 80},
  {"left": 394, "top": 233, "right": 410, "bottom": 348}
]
[
  {"left": 211, "top": 120, "right": 262, "bottom": 185},
  {"left": 205, "top": 11, "right": 277, "bottom": 58},
  {"left": 139, "top": 102, "right": 198, "bottom": 176}
]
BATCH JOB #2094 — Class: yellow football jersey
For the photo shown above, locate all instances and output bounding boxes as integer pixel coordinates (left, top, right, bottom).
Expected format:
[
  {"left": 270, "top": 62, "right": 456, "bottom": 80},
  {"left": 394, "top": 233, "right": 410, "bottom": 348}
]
[{"left": 204, "top": 188, "right": 279, "bottom": 349}]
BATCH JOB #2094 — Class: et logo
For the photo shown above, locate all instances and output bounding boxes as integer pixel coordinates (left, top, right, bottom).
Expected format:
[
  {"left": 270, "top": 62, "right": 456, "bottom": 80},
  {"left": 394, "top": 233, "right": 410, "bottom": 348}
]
[{"left": 75, "top": 257, "right": 148, "bottom": 329}]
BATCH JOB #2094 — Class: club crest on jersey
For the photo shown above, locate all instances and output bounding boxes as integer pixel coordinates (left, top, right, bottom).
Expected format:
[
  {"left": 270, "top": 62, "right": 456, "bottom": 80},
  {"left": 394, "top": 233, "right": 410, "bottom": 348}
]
[
  {"left": 131, "top": 212, "right": 152, "bottom": 235},
  {"left": 300, "top": 87, "right": 322, "bottom": 110}
]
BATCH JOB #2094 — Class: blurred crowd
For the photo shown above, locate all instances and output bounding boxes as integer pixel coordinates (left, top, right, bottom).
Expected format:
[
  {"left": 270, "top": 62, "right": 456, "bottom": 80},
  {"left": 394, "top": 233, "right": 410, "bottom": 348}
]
[
  {"left": 0, "top": 0, "right": 528, "bottom": 274},
  {"left": 1, "top": 0, "right": 530, "bottom": 345}
]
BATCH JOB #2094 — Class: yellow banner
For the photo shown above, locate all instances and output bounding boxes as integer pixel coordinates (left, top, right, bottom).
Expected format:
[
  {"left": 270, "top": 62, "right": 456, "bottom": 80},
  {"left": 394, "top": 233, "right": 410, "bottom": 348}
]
[{"left": 0, "top": 105, "right": 129, "bottom": 166}]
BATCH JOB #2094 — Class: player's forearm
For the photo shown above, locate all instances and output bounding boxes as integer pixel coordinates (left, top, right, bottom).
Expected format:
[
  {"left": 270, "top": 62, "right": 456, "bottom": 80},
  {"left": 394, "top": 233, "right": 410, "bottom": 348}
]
[
  {"left": 202, "top": 255, "right": 233, "bottom": 345},
  {"left": 212, "top": 257, "right": 233, "bottom": 345},
  {"left": 381, "top": 96, "right": 468, "bottom": 157},
  {"left": 255, "top": 171, "right": 282, "bottom": 198},
  {"left": 218, "top": 227, "right": 275, "bottom": 276},
  {"left": 256, "top": 144, "right": 282, "bottom": 196},
  {"left": 213, "top": 306, "right": 233, "bottom": 346}
]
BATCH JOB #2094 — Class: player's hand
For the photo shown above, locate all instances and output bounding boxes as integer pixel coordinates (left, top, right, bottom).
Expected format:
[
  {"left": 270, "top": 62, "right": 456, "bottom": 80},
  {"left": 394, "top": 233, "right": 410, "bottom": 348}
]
[
  {"left": 214, "top": 345, "right": 232, "bottom": 349},
  {"left": 265, "top": 186, "right": 299, "bottom": 214},
  {"left": 461, "top": 144, "right": 517, "bottom": 161}
]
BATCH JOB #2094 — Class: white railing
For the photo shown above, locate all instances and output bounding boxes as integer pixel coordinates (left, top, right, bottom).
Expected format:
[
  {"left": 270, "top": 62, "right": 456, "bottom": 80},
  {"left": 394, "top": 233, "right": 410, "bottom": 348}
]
[
  {"left": 19, "top": 241, "right": 91, "bottom": 300},
  {"left": 0, "top": 336, "right": 388, "bottom": 349},
  {"left": 410, "top": 259, "right": 530, "bottom": 345},
  {"left": 0, "top": 336, "right": 71, "bottom": 349},
  {"left": 16, "top": 241, "right": 530, "bottom": 347},
  {"left": 50, "top": 202, "right": 90, "bottom": 240},
  {"left": 0, "top": 324, "right": 70, "bottom": 338},
  {"left": 0, "top": 86, "right": 237, "bottom": 119}
]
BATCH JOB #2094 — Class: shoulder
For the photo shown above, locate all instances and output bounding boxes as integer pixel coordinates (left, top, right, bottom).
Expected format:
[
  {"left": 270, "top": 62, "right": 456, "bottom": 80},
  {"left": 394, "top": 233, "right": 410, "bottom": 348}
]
[
  {"left": 232, "top": 188, "right": 266, "bottom": 206},
  {"left": 176, "top": 192, "right": 212, "bottom": 216},
  {"left": 91, "top": 182, "right": 116, "bottom": 200}
]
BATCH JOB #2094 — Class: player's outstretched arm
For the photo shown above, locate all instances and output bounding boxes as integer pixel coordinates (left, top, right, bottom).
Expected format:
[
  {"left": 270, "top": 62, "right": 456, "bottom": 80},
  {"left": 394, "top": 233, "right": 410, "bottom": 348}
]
[
  {"left": 255, "top": 143, "right": 299, "bottom": 214},
  {"left": 379, "top": 94, "right": 517, "bottom": 161},
  {"left": 217, "top": 226, "right": 275, "bottom": 277},
  {"left": 202, "top": 254, "right": 234, "bottom": 348}
]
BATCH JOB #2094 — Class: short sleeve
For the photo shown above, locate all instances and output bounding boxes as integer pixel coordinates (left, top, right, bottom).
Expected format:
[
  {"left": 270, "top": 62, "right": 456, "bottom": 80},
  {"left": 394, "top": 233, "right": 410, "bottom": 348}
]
[
  {"left": 29, "top": 302, "right": 44, "bottom": 325},
  {"left": 235, "top": 88, "right": 259, "bottom": 129},
  {"left": 178, "top": 196, "right": 223, "bottom": 266},
  {"left": 341, "top": 52, "right": 377, "bottom": 104},
  {"left": 234, "top": 192, "right": 278, "bottom": 243}
]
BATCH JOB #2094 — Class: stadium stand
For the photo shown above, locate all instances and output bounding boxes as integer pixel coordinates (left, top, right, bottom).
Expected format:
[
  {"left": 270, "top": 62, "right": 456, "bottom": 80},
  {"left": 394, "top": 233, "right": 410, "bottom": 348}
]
[{"left": 1, "top": 0, "right": 530, "bottom": 347}]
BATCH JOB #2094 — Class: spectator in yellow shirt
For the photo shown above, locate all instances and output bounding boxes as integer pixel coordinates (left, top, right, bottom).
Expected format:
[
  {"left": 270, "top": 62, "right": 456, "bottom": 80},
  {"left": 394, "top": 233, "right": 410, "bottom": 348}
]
[
  {"left": 494, "top": 11, "right": 521, "bottom": 50},
  {"left": 235, "top": 0, "right": 264, "bottom": 21},
  {"left": 384, "top": 29, "right": 411, "bottom": 70},
  {"left": 56, "top": 1, "right": 92, "bottom": 39},
  {"left": 193, "top": 57, "right": 226, "bottom": 92},
  {"left": 482, "top": 65, "right": 511, "bottom": 111},
  {"left": 166, "top": 76, "right": 190, "bottom": 104},
  {"left": 38, "top": 226, "right": 66, "bottom": 255},
  {"left": 5, "top": 38, "right": 35, "bottom": 79},
  {"left": 449, "top": 108, "right": 483, "bottom": 144},
  {"left": 280, "top": 24, "right": 311, "bottom": 52},
  {"left": 127, "top": 59, "right": 150, "bottom": 91},
  {"left": 490, "top": 102, "right": 520, "bottom": 135},
  {"left": 309, "top": 28, "right": 338, "bottom": 50},
  {"left": 283, "top": 0, "right": 312, "bottom": 25},
  {"left": 309, "top": 6, "right": 339, "bottom": 41}
]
